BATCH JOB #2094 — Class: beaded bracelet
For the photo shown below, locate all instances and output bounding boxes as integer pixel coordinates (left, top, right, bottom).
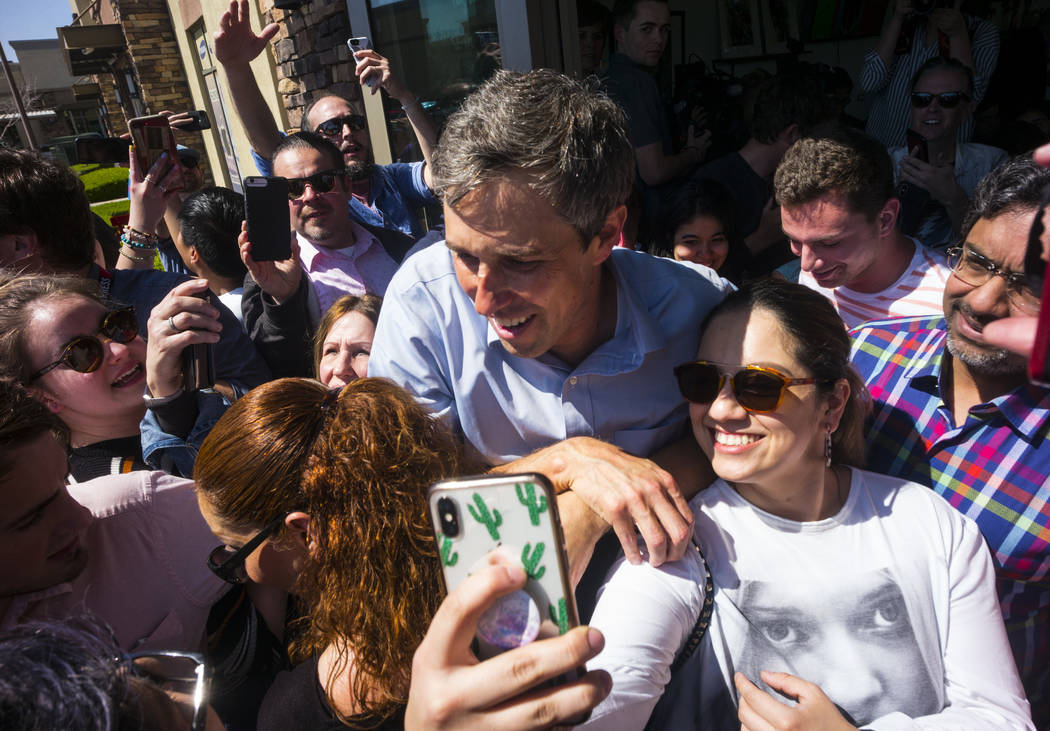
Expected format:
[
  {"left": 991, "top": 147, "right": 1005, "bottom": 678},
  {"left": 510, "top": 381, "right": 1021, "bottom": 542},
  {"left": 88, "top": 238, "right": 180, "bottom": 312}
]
[
  {"left": 122, "top": 224, "right": 159, "bottom": 248},
  {"left": 120, "top": 233, "right": 158, "bottom": 251},
  {"left": 400, "top": 97, "right": 421, "bottom": 111}
]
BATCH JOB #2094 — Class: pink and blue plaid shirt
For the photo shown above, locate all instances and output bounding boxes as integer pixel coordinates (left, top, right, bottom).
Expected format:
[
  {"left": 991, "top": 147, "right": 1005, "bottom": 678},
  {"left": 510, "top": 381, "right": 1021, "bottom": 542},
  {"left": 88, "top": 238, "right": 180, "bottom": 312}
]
[{"left": 850, "top": 314, "right": 1050, "bottom": 726}]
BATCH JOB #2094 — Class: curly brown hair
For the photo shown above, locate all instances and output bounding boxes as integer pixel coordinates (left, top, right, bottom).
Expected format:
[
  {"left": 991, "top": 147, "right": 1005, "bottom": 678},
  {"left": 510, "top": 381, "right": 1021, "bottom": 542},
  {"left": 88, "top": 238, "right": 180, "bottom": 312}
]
[{"left": 195, "top": 377, "right": 480, "bottom": 725}]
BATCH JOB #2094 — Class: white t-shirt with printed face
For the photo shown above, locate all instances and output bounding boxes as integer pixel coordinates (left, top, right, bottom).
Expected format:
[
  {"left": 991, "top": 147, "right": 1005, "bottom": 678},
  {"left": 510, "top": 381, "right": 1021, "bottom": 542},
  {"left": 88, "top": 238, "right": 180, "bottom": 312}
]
[{"left": 580, "top": 468, "right": 1032, "bottom": 731}]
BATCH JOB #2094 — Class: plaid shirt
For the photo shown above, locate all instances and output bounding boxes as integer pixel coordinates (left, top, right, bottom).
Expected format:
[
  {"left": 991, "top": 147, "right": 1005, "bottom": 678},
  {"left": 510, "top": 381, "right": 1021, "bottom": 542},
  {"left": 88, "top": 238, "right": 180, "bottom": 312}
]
[{"left": 850, "top": 314, "right": 1050, "bottom": 725}]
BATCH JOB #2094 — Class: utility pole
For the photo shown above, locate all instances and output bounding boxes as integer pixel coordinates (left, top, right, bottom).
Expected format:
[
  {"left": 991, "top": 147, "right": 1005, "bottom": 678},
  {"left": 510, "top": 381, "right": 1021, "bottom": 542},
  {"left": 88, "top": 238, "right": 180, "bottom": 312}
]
[{"left": 0, "top": 43, "right": 37, "bottom": 149}]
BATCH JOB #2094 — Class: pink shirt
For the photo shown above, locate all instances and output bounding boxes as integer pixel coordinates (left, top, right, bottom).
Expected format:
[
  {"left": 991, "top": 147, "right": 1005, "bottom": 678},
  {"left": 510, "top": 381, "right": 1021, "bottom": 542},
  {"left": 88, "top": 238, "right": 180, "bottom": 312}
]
[
  {"left": 297, "top": 221, "right": 399, "bottom": 315},
  {"left": 1, "top": 470, "right": 226, "bottom": 652}
]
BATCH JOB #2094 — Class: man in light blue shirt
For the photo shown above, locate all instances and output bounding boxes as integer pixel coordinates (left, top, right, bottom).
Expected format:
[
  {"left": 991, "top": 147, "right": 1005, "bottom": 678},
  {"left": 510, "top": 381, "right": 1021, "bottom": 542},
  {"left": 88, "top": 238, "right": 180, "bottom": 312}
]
[{"left": 371, "top": 70, "right": 729, "bottom": 579}]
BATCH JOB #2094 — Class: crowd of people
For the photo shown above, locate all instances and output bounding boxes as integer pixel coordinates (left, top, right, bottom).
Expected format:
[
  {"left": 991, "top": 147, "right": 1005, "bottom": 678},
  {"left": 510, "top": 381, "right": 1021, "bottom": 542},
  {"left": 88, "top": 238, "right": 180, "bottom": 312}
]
[{"left": 0, "top": 0, "right": 1048, "bottom": 728}]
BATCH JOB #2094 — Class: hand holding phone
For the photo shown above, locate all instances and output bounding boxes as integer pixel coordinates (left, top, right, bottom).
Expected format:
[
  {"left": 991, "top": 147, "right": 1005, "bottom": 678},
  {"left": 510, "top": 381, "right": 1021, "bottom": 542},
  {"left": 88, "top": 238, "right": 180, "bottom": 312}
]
[
  {"left": 347, "top": 37, "right": 380, "bottom": 91},
  {"left": 129, "top": 115, "right": 181, "bottom": 177},
  {"left": 405, "top": 561, "right": 610, "bottom": 730},
  {"left": 429, "top": 473, "right": 581, "bottom": 667}
]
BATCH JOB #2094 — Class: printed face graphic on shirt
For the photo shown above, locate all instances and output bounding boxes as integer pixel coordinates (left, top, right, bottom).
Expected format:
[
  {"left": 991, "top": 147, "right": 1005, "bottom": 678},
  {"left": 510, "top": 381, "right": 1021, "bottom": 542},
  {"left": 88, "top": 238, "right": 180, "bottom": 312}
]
[{"left": 731, "top": 570, "right": 939, "bottom": 724}]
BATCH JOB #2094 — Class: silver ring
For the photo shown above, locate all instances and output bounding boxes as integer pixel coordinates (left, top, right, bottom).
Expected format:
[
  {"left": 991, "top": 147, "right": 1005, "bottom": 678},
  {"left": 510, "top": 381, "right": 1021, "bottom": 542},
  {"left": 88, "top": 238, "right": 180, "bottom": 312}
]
[
  {"left": 144, "top": 174, "right": 154, "bottom": 184},
  {"left": 168, "top": 315, "right": 183, "bottom": 333}
]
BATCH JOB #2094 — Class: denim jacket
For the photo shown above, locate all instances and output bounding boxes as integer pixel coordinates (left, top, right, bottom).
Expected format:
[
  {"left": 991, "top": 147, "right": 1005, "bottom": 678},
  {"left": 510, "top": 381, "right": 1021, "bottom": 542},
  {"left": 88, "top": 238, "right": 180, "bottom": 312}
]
[{"left": 140, "top": 389, "right": 230, "bottom": 478}]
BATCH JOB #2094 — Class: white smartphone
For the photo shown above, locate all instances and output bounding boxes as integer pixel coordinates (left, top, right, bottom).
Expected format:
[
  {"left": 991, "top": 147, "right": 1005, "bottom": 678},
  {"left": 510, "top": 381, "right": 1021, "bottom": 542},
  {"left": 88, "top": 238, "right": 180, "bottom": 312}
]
[
  {"left": 428, "top": 473, "right": 581, "bottom": 671},
  {"left": 347, "top": 36, "right": 378, "bottom": 90}
]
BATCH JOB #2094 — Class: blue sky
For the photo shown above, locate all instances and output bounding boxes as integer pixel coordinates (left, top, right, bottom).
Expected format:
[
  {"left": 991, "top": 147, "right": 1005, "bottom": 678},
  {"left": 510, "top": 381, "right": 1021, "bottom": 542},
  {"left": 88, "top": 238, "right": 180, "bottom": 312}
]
[{"left": 2, "top": 1, "right": 77, "bottom": 60}]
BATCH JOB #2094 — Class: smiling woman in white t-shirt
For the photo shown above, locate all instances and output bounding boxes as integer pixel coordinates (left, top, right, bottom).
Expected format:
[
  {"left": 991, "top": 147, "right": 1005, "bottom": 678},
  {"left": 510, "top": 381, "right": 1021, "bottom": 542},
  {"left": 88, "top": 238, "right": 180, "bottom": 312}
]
[{"left": 581, "top": 279, "right": 1032, "bottom": 730}]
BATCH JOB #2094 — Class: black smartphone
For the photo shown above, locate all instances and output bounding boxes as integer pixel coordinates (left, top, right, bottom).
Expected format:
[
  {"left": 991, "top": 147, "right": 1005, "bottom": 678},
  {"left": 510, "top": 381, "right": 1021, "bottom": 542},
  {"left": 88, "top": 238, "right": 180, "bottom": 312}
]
[
  {"left": 182, "top": 293, "right": 216, "bottom": 393},
  {"left": 244, "top": 176, "right": 292, "bottom": 262},
  {"left": 173, "top": 110, "right": 211, "bottom": 132},
  {"left": 906, "top": 128, "right": 929, "bottom": 164},
  {"left": 74, "top": 136, "right": 132, "bottom": 165}
]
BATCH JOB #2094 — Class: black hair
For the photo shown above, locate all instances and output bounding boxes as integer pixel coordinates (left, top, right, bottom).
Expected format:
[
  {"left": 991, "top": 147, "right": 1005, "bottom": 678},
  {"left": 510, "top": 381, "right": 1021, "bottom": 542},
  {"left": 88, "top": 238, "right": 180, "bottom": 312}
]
[
  {"left": 272, "top": 131, "right": 346, "bottom": 175},
  {"left": 962, "top": 154, "right": 1050, "bottom": 238},
  {"left": 176, "top": 187, "right": 248, "bottom": 282},
  {"left": 702, "top": 278, "right": 870, "bottom": 467},
  {"left": 0, "top": 377, "right": 69, "bottom": 481},
  {"left": 662, "top": 179, "right": 748, "bottom": 283}
]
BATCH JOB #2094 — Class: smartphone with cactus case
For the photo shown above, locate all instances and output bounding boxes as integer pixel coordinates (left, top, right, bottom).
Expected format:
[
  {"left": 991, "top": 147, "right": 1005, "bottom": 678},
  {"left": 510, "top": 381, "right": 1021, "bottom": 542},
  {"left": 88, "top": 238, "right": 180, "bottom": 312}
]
[{"left": 428, "top": 473, "right": 580, "bottom": 669}]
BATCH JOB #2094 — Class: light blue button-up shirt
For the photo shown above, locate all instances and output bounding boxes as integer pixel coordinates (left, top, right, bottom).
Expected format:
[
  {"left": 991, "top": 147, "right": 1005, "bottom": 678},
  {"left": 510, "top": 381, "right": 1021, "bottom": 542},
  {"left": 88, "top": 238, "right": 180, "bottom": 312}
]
[{"left": 370, "top": 245, "right": 731, "bottom": 464}]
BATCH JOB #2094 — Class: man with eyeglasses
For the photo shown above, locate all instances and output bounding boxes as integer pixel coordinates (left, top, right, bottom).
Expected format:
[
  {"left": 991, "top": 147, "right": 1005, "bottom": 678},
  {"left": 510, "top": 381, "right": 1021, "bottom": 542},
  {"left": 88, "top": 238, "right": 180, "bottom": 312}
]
[
  {"left": 214, "top": 0, "right": 439, "bottom": 239},
  {"left": 849, "top": 156, "right": 1050, "bottom": 727},
  {"left": 889, "top": 57, "right": 1007, "bottom": 249},
  {"left": 776, "top": 125, "right": 952, "bottom": 328},
  {"left": 0, "top": 381, "right": 225, "bottom": 657}
]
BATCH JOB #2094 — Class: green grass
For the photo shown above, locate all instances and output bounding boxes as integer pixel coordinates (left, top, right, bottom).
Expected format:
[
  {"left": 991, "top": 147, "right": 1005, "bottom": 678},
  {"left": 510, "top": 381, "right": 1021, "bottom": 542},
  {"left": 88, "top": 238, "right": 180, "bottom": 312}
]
[
  {"left": 90, "top": 199, "right": 130, "bottom": 225},
  {"left": 77, "top": 165, "right": 129, "bottom": 203}
]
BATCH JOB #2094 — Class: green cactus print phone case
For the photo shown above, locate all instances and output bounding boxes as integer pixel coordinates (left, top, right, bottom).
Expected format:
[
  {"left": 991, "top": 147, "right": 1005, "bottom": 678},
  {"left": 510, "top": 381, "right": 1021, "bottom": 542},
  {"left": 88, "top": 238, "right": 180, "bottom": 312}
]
[{"left": 428, "top": 473, "right": 580, "bottom": 664}]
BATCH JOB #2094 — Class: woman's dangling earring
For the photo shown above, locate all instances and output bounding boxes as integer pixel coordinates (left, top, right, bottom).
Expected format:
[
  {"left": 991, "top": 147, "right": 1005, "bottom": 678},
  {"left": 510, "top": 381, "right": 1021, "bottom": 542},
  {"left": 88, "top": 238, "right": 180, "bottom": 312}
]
[{"left": 825, "top": 425, "right": 833, "bottom": 467}]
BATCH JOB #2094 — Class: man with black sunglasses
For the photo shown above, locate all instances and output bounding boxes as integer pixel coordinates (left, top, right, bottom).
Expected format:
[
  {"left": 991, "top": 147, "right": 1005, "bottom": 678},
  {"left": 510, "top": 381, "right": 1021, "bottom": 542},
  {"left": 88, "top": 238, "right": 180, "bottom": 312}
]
[
  {"left": 890, "top": 56, "right": 1007, "bottom": 249},
  {"left": 214, "top": 0, "right": 439, "bottom": 239},
  {"left": 239, "top": 132, "right": 415, "bottom": 378},
  {"left": 849, "top": 156, "right": 1050, "bottom": 727}
]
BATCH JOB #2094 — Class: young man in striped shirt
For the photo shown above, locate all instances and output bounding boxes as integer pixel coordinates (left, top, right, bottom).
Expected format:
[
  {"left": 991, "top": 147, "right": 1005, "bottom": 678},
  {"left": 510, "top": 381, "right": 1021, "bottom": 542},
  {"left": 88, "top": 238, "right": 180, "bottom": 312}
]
[
  {"left": 850, "top": 156, "right": 1050, "bottom": 727},
  {"left": 776, "top": 126, "right": 951, "bottom": 329}
]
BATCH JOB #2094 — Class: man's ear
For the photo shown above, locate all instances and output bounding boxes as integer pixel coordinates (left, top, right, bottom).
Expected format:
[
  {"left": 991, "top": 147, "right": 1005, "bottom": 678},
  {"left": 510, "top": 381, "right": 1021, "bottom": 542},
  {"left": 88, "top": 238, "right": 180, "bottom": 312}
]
[
  {"left": 588, "top": 204, "right": 627, "bottom": 264},
  {"left": 778, "top": 123, "right": 800, "bottom": 148},
  {"left": 0, "top": 231, "right": 40, "bottom": 270},
  {"left": 878, "top": 198, "right": 901, "bottom": 237},
  {"left": 612, "top": 22, "right": 626, "bottom": 49}
]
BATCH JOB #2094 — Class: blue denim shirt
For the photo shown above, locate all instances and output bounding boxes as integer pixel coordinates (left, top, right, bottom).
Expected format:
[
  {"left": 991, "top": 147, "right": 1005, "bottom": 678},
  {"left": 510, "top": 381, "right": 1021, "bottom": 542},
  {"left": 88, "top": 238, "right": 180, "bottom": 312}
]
[
  {"left": 140, "top": 389, "right": 230, "bottom": 478},
  {"left": 370, "top": 246, "right": 732, "bottom": 464},
  {"left": 252, "top": 147, "right": 437, "bottom": 238}
]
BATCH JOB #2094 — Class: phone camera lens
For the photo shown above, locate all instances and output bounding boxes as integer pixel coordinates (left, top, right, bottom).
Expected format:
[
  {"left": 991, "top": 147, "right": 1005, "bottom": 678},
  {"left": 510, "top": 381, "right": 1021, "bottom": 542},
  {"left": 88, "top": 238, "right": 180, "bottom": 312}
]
[{"left": 437, "top": 496, "right": 459, "bottom": 538}]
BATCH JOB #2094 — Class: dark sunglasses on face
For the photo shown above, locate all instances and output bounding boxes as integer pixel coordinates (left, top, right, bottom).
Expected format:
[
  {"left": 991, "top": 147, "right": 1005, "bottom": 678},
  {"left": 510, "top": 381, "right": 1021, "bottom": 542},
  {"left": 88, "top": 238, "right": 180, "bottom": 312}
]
[
  {"left": 314, "top": 114, "right": 367, "bottom": 136},
  {"left": 285, "top": 170, "right": 345, "bottom": 200},
  {"left": 28, "top": 306, "right": 138, "bottom": 381},
  {"left": 674, "top": 360, "right": 833, "bottom": 413},
  {"left": 177, "top": 155, "right": 199, "bottom": 169},
  {"left": 910, "top": 91, "right": 970, "bottom": 109},
  {"left": 207, "top": 513, "right": 290, "bottom": 584}
]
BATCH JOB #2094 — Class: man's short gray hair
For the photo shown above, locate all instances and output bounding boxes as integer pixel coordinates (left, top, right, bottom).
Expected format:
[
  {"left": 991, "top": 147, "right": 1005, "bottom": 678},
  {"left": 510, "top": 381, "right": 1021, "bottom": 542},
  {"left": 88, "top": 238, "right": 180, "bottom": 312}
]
[{"left": 431, "top": 69, "right": 634, "bottom": 245}]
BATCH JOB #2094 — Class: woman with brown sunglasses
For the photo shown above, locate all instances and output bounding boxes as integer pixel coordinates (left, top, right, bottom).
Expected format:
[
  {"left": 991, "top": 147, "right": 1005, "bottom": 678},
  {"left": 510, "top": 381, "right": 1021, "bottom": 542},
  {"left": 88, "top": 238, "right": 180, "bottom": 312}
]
[
  {"left": 0, "top": 272, "right": 226, "bottom": 482},
  {"left": 579, "top": 279, "right": 1031, "bottom": 730}
]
